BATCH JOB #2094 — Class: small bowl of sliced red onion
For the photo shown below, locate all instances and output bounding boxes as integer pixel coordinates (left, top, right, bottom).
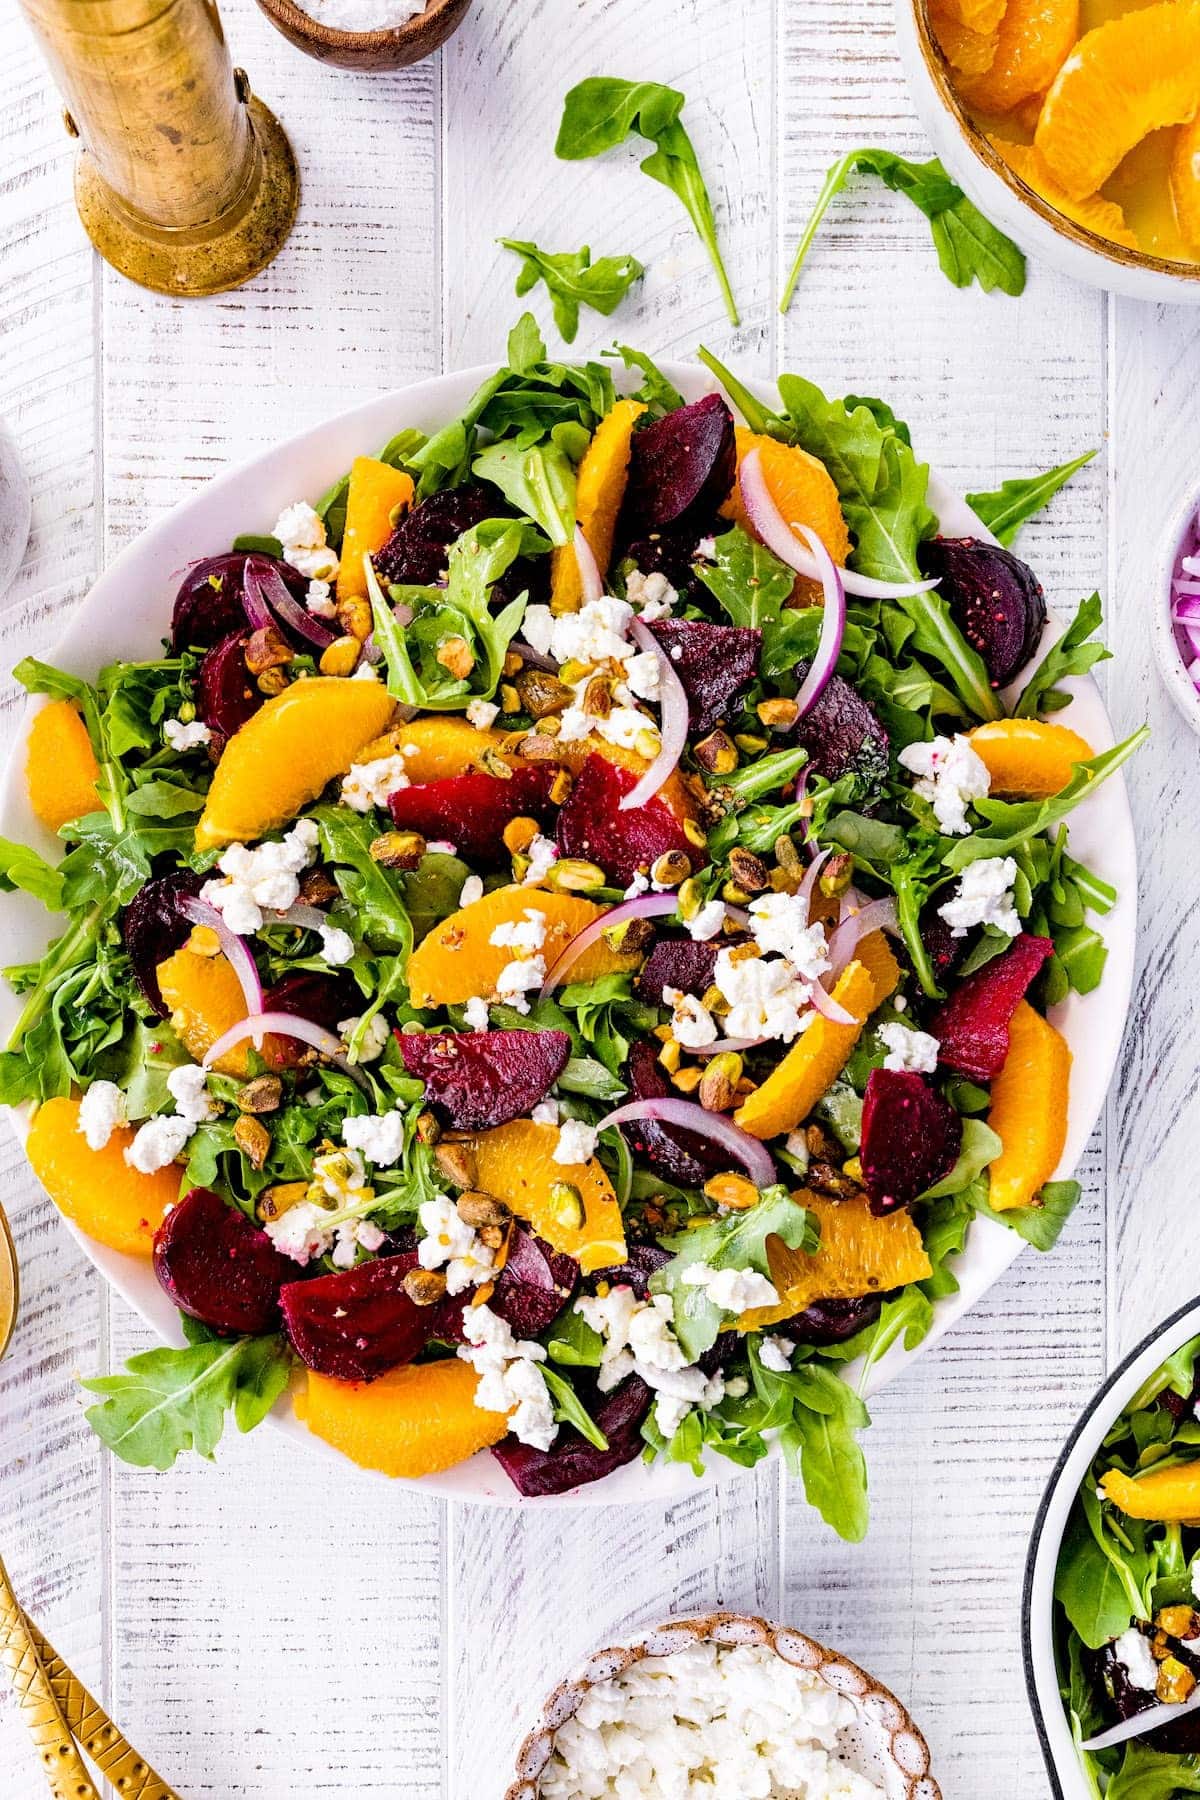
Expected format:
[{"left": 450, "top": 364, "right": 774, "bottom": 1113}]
[{"left": 1155, "top": 492, "right": 1200, "bottom": 737}]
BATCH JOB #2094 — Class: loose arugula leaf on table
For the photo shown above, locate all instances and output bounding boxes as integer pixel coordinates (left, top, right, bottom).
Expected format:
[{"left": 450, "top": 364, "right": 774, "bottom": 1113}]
[
  {"left": 82, "top": 1331, "right": 293, "bottom": 1470},
  {"left": 1015, "top": 591, "right": 1112, "bottom": 718},
  {"left": 499, "top": 239, "right": 643, "bottom": 344},
  {"left": 966, "top": 449, "right": 1097, "bottom": 549},
  {"left": 780, "top": 148, "right": 1025, "bottom": 310},
  {"left": 555, "top": 78, "right": 738, "bottom": 324},
  {"left": 650, "top": 1186, "right": 816, "bottom": 1361},
  {"left": 943, "top": 727, "right": 1149, "bottom": 870}
]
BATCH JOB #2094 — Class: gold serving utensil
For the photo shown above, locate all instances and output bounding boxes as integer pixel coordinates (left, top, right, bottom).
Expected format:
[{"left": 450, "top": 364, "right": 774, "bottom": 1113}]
[{"left": 0, "top": 1198, "right": 183, "bottom": 1798}]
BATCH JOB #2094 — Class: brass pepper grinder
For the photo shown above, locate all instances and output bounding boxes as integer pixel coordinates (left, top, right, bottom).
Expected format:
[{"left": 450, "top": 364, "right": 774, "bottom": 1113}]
[{"left": 17, "top": 0, "right": 299, "bottom": 296}]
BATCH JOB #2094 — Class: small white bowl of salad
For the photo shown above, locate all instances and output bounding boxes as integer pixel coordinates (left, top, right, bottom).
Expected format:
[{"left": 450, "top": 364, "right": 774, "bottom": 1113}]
[
  {"left": 1025, "top": 1296, "right": 1200, "bottom": 1798},
  {"left": 1154, "top": 486, "right": 1200, "bottom": 740}
]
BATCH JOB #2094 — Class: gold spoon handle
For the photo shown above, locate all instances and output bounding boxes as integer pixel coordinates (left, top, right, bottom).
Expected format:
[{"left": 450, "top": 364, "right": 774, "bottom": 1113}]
[
  {"left": 23, "top": 1614, "right": 183, "bottom": 1800},
  {"left": 0, "top": 1554, "right": 99, "bottom": 1800}
]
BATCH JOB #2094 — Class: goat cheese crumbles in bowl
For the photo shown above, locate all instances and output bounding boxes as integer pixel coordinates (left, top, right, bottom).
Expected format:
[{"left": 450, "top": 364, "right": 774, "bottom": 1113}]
[
  {"left": 1050, "top": 1330, "right": 1200, "bottom": 1791},
  {"left": 506, "top": 1614, "right": 939, "bottom": 1800},
  {"left": 1, "top": 320, "right": 1143, "bottom": 1526}
]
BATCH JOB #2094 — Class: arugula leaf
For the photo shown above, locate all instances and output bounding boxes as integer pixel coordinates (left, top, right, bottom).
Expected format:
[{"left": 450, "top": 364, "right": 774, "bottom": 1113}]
[
  {"left": 231, "top": 532, "right": 283, "bottom": 558},
  {"left": 1014, "top": 592, "right": 1112, "bottom": 719},
  {"left": 558, "top": 1054, "right": 627, "bottom": 1103},
  {"left": 0, "top": 838, "right": 64, "bottom": 910},
  {"left": 606, "top": 344, "right": 684, "bottom": 413},
  {"left": 541, "top": 1364, "right": 609, "bottom": 1450},
  {"left": 472, "top": 438, "right": 577, "bottom": 546},
  {"left": 921, "top": 1118, "right": 1002, "bottom": 1199},
  {"left": 545, "top": 1307, "right": 604, "bottom": 1368},
  {"left": 311, "top": 804, "right": 412, "bottom": 957},
  {"left": 972, "top": 1175, "right": 1083, "bottom": 1251},
  {"left": 693, "top": 524, "right": 796, "bottom": 631},
  {"left": 650, "top": 1187, "right": 816, "bottom": 1360},
  {"left": 1054, "top": 1503, "right": 1139, "bottom": 1649},
  {"left": 780, "top": 1364, "right": 871, "bottom": 1543},
  {"left": 1107, "top": 1744, "right": 1200, "bottom": 1798},
  {"left": 852, "top": 1286, "right": 934, "bottom": 1392},
  {"left": 966, "top": 449, "right": 1097, "bottom": 549},
  {"left": 780, "top": 148, "right": 1025, "bottom": 310},
  {"left": 82, "top": 1334, "right": 292, "bottom": 1469},
  {"left": 843, "top": 395, "right": 913, "bottom": 447},
  {"left": 943, "top": 728, "right": 1149, "bottom": 870},
  {"left": 499, "top": 239, "right": 643, "bottom": 344},
  {"left": 555, "top": 78, "right": 738, "bottom": 325}
]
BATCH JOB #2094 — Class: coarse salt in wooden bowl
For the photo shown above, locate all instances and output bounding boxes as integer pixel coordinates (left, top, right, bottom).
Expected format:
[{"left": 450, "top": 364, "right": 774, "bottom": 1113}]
[
  {"left": 506, "top": 1612, "right": 942, "bottom": 1800},
  {"left": 254, "top": 0, "right": 472, "bottom": 72}
]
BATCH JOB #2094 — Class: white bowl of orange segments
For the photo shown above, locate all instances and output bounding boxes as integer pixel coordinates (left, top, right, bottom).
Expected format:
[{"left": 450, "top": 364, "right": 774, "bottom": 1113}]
[{"left": 894, "top": 0, "right": 1200, "bottom": 302}]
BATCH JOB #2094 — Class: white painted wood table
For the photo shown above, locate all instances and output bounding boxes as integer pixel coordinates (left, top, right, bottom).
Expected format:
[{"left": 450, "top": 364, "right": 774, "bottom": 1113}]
[{"left": 2, "top": 0, "right": 1198, "bottom": 1792}]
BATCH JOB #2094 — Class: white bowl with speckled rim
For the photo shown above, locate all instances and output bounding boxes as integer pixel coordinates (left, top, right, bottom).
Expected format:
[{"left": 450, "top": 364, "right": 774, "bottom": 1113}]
[
  {"left": 0, "top": 361, "right": 1136, "bottom": 1503},
  {"left": 505, "top": 1611, "right": 941, "bottom": 1800}
]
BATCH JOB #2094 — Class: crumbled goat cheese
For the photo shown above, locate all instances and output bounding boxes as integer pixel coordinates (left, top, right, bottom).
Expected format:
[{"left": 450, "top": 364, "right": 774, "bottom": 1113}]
[
  {"left": 264, "top": 1201, "right": 384, "bottom": 1270},
  {"left": 427, "top": 839, "right": 457, "bottom": 855},
  {"left": 714, "top": 947, "right": 814, "bottom": 1045},
  {"left": 898, "top": 734, "right": 991, "bottom": 835},
  {"left": 938, "top": 855, "right": 1021, "bottom": 938},
  {"left": 165, "top": 1063, "right": 218, "bottom": 1124},
  {"left": 523, "top": 595, "right": 636, "bottom": 668},
  {"left": 681, "top": 1262, "right": 781, "bottom": 1314},
  {"left": 163, "top": 717, "right": 212, "bottom": 753},
  {"left": 458, "top": 1301, "right": 557, "bottom": 1451},
  {"left": 878, "top": 1021, "right": 941, "bottom": 1075},
  {"left": 622, "top": 650, "right": 661, "bottom": 701},
  {"left": 342, "top": 1109, "right": 405, "bottom": 1168},
  {"left": 1114, "top": 1628, "right": 1159, "bottom": 1693},
  {"left": 124, "top": 1114, "right": 194, "bottom": 1175},
  {"left": 558, "top": 701, "right": 656, "bottom": 754},
  {"left": 748, "top": 892, "right": 832, "bottom": 981},
  {"left": 521, "top": 834, "right": 559, "bottom": 886},
  {"left": 489, "top": 910, "right": 547, "bottom": 954},
  {"left": 306, "top": 578, "right": 337, "bottom": 619},
  {"left": 623, "top": 871, "right": 651, "bottom": 900},
  {"left": 686, "top": 899, "right": 727, "bottom": 942},
  {"left": 310, "top": 1145, "right": 371, "bottom": 1204},
  {"left": 332, "top": 1217, "right": 386, "bottom": 1269},
  {"left": 418, "top": 1195, "right": 496, "bottom": 1295},
  {"left": 459, "top": 875, "right": 484, "bottom": 908},
  {"left": 663, "top": 987, "right": 719, "bottom": 1050},
  {"left": 554, "top": 1118, "right": 598, "bottom": 1165},
  {"left": 319, "top": 924, "right": 355, "bottom": 966},
  {"left": 494, "top": 955, "right": 546, "bottom": 1012},
  {"left": 463, "top": 996, "right": 490, "bottom": 1032},
  {"left": 574, "top": 1287, "right": 727, "bottom": 1440},
  {"left": 340, "top": 753, "right": 411, "bottom": 813},
  {"left": 758, "top": 1333, "right": 796, "bottom": 1374},
  {"left": 77, "top": 1080, "right": 127, "bottom": 1151},
  {"left": 201, "top": 820, "right": 319, "bottom": 935},
  {"left": 626, "top": 567, "right": 677, "bottom": 620},
  {"left": 352, "top": 662, "right": 380, "bottom": 682},
  {"left": 272, "top": 501, "right": 339, "bottom": 581},
  {"left": 466, "top": 698, "right": 500, "bottom": 730},
  {"left": 538, "top": 1639, "right": 887, "bottom": 1800},
  {"left": 531, "top": 1099, "right": 560, "bottom": 1127},
  {"left": 338, "top": 1012, "right": 391, "bottom": 1063}
]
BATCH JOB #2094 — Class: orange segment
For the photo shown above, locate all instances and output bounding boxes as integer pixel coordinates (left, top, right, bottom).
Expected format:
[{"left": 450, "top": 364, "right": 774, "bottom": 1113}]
[
  {"left": 931, "top": 1, "right": 1000, "bottom": 75},
  {"left": 337, "top": 457, "right": 414, "bottom": 606},
  {"left": 26, "top": 700, "right": 102, "bottom": 831},
  {"left": 958, "top": 0, "right": 1079, "bottom": 114},
  {"left": 1035, "top": 2, "right": 1200, "bottom": 201},
  {"left": 195, "top": 677, "right": 394, "bottom": 850},
  {"left": 991, "top": 138, "right": 1137, "bottom": 246},
  {"left": 1100, "top": 1464, "right": 1200, "bottom": 1525},
  {"left": 157, "top": 946, "right": 251, "bottom": 1076},
  {"left": 406, "top": 886, "right": 640, "bottom": 1011},
  {"left": 27, "top": 1095, "right": 178, "bottom": 1257},
  {"left": 854, "top": 931, "right": 902, "bottom": 1010},
  {"left": 550, "top": 398, "right": 646, "bottom": 613},
  {"left": 303, "top": 1360, "right": 508, "bottom": 1478},
  {"left": 724, "top": 429, "right": 851, "bottom": 567},
  {"left": 734, "top": 961, "right": 877, "bottom": 1141},
  {"left": 986, "top": 1001, "right": 1071, "bottom": 1211},
  {"left": 968, "top": 717, "right": 1095, "bottom": 795},
  {"left": 460, "top": 1119, "right": 627, "bottom": 1273},
  {"left": 739, "top": 1191, "right": 933, "bottom": 1330},
  {"left": 938, "top": 0, "right": 1009, "bottom": 34},
  {"left": 1172, "top": 112, "right": 1200, "bottom": 254},
  {"left": 355, "top": 715, "right": 520, "bottom": 781}
]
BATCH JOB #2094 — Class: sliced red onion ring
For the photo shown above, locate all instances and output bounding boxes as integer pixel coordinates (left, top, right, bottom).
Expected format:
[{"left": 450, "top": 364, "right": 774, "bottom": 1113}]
[
  {"left": 807, "top": 980, "right": 856, "bottom": 1025},
  {"left": 1081, "top": 1688, "right": 1200, "bottom": 1752},
  {"left": 793, "top": 525, "right": 846, "bottom": 718},
  {"left": 1173, "top": 583, "right": 1200, "bottom": 604},
  {"left": 253, "top": 560, "right": 338, "bottom": 649},
  {"left": 540, "top": 893, "right": 679, "bottom": 996},
  {"left": 618, "top": 621, "right": 689, "bottom": 813},
  {"left": 798, "top": 847, "right": 831, "bottom": 922},
  {"left": 693, "top": 1037, "right": 768, "bottom": 1056},
  {"left": 512, "top": 637, "right": 558, "bottom": 672},
  {"left": 595, "top": 1097, "right": 776, "bottom": 1188},
  {"left": 826, "top": 898, "right": 900, "bottom": 980},
  {"left": 178, "top": 896, "right": 265, "bottom": 1040},
  {"left": 737, "top": 449, "right": 940, "bottom": 600},
  {"left": 574, "top": 525, "right": 604, "bottom": 605},
  {"left": 362, "top": 631, "right": 383, "bottom": 665},
  {"left": 240, "top": 559, "right": 275, "bottom": 631},
  {"left": 202, "top": 1010, "right": 368, "bottom": 1088},
  {"left": 265, "top": 903, "right": 334, "bottom": 935}
]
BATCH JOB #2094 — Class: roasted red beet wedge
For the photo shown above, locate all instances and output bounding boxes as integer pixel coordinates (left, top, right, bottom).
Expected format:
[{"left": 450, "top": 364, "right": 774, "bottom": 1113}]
[
  {"left": 621, "top": 394, "right": 736, "bottom": 532},
  {"left": 396, "top": 1029, "right": 571, "bottom": 1131},
  {"left": 556, "top": 753, "right": 700, "bottom": 889},
  {"left": 122, "top": 871, "right": 204, "bottom": 1016},
  {"left": 372, "top": 482, "right": 548, "bottom": 607},
  {"left": 788, "top": 669, "right": 889, "bottom": 790},
  {"left": 589, "top": 1243, "right": 671, "bottom": 1302},
  {"left": 917, "top": 537, "right": 1047, "bottom": 688},
  {"left": 388, "top": 765, "right": 555, "bottom": 864},
  {"left": 154, "top": 1187, "right": 294, "bottom": 1336},
  {"left": 930, "top": 932, "right": 1054, "bottom": 1080},
  {"left": 492, "top": 1372, "right": 653, "bottom": 1497},
  {"left": 265, "top": 970, "right": 361, "bottom": 1035},
  {"left": 619, "top": 1040, "right": 728, "bottom": 1186},
  {"left": 171, "top": 553, "right": 308, "bottom": 652},
  {"left": 280, "top": 1254, "right": 463, "bottom": 1382},
  {"left": 789, "top": 1295, "right": 883, "bottom": 1346},
  {"left": 197, "top": 630, "right": 262, "bottom": 748},
  {"left": 634, "top": 939, "right": 720, "bottom": 1006},
  {"left": 859, "top": 1070, "right": 962, "bottom": 1214},
  {"left": 643, "top": 619, "right": 761, "bottom": 736},
  {"left": 490, "top": 1228, "right": 578, "bottom": 1338}
]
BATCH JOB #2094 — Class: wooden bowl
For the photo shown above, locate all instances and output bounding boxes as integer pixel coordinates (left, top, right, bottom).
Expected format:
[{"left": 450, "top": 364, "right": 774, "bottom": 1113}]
[{"left": 254, "top": 0, "right": 472, "bottom": 71}]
